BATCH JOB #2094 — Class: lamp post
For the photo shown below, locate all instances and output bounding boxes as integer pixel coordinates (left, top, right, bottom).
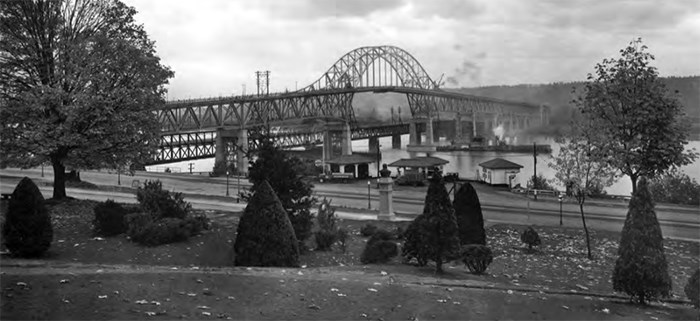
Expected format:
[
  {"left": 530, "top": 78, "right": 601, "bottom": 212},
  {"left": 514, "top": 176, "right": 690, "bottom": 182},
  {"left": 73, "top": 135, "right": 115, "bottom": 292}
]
[
  {"left": 367, "top": 180, "right": 371, "bottom": 209},
  {"left": 237, "top": 172, "right": 241, "bottom": 203},
  {"left": 558, "top": 193, "right": 563, "bottom": 226},
  {"left": 226, "top": 170, "right": 230, "bottom": 197}
]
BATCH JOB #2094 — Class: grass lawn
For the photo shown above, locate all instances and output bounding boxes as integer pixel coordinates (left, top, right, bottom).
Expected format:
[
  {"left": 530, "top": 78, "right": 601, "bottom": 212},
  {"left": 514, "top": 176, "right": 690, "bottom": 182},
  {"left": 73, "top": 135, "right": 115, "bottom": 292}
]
[{"left": 1, "top": 198, "right": 699, "bottom": 320}]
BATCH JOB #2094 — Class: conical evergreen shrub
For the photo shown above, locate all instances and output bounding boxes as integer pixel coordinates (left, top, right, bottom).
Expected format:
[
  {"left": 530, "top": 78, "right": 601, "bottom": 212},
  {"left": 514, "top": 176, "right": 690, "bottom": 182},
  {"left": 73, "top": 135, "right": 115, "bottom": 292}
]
[
  {"left": 453, "top": 182, "right": 486, "bottom": 245},
  {"left": 401, "top": 173, "right": 460, "bottom": 273},
  {"left": 2, "top": 177, "right": 53, "bottom": 257},
  {"left": 612, "top": 177, "right": 671, "bottom": 304},
  {"left": 234, "top": 180, "right": 300, "bottom": 267}
]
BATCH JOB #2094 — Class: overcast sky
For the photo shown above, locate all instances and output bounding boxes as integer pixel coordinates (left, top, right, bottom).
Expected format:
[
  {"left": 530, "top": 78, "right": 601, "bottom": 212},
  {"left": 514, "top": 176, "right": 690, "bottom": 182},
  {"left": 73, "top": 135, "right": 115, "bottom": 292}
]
[{"left": 122, "top": 0, "right": 700, "bottom": 100}]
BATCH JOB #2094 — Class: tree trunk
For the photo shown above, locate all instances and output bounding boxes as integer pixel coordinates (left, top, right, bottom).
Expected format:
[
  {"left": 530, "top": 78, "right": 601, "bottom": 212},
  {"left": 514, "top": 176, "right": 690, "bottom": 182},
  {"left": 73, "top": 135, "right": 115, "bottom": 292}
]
[
  {"left": 52, "top": 160, "right": 67, "bottom": 199},
  {"left": 579, "top": 202, "right": 592, "bottom": 260},
  {"left": 630, "top": 174, "right": 638, "bottom": 194},
  {"left": 435, "top": 254, "right": 444, "bottom": 274}
]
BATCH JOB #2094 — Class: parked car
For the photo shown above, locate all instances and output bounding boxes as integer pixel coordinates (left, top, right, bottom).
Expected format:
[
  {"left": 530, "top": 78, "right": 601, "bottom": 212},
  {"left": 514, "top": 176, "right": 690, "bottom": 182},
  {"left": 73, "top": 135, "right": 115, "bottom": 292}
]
[{"left": 395, "top": 171, "right": 425, "bottom": 186}]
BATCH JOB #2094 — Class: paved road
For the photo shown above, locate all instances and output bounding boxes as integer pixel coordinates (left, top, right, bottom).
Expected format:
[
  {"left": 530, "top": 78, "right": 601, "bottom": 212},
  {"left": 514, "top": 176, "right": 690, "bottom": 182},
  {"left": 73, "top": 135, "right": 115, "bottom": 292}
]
[{"left": 1, "top": 168, "right": 698, "bottom": 241}]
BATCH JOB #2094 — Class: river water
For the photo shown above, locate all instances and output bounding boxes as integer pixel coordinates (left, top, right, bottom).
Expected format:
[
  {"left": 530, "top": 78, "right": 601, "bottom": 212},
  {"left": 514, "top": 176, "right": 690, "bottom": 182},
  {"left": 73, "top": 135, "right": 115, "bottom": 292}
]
[
  {"left": 150, "top": 136, "right": 700, "bottom": 197},
  {"left": 359, "top": 136, "right": 700, "bottom": 196}
]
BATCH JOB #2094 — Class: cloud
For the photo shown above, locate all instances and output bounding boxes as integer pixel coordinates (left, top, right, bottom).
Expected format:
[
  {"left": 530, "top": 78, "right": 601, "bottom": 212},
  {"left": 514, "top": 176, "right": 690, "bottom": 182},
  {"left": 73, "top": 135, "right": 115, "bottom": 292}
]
[
  {"left": 408, "top": 0, "right": 486, "bottom": 19},
  {"left": 253, "top": 0, "right": 407, "bottom": 19}
]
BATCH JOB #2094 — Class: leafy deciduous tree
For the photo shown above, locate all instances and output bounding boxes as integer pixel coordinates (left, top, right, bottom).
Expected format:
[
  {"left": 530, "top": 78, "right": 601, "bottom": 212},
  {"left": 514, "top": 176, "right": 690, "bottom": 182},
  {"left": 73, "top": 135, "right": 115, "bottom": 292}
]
[
  {"left": 549, "top": 120, "right": 617, "bottom": 259},
  {"left": 574, "top": 38, "right": 696, "bottom": 194},
  {"left": 0, "top": 0, "right": 173, "bottom": 199}
]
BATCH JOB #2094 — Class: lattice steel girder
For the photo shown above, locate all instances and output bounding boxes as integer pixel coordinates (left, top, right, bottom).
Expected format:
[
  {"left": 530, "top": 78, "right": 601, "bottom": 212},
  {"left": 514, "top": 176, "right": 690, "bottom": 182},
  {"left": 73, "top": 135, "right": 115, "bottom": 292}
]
[
  {"left": 156, "top": 92, "right": 356, "bottom": 134},
  {"left": 303, "top": 46, "right": 437, "bottom": 91},
  {"left": 405, "top": 93, "right": 541, "bottom": 118}
]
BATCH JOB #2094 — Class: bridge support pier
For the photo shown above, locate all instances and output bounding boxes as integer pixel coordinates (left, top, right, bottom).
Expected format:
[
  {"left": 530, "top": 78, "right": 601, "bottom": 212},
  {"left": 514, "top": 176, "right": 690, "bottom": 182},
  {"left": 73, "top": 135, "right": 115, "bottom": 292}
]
[
  {"left": 425, "top": 116, "right": 434, "bottom": 145},
  {"left": 341, "top": 122, "right": 352, "bottom": 156},
  {"left": 368, "top": 137, "right": 379, "bottom": 154},
  {"left": 391, "top": 134, "right": 401, "bottom": 149},
  {"left": 237, "top": 129, "right": 248, "bottom": 176},
  {"left": 214, "top": 132, "right": 226, "bottom": 174},
  {"left": 322, "top": 131, "right": 333, "bottom": 162},
  {"left": 409, "top": 120, "right": 418, "bottom": 145}
]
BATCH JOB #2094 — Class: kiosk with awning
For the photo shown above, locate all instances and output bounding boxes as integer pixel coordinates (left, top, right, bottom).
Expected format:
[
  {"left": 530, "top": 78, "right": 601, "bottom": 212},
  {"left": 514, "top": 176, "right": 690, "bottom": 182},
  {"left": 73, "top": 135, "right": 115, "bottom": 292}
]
[{"left": 325, "top": 154, "right": 376, "bottom": 179}]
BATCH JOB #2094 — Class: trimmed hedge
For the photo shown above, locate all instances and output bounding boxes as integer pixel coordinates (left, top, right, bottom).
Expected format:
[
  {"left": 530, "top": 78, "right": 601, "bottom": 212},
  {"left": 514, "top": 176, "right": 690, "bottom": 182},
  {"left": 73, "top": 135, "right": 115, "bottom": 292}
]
[
  {"left": 234, "top": 180, "right": 300, "bottom": 267},
  {"left": 2, "top": 177, "right": 53, "bottom": 257},
  {"left": 453, "top": 182, "right": 486, "bottom": 245},
  {"left": 613, "top": 178, "right": 672, "bottom": 304}
]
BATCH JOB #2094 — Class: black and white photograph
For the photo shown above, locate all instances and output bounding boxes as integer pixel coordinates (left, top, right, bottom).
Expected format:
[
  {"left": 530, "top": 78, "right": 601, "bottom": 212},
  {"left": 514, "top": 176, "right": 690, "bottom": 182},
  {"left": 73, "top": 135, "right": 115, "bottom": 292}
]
[{"left": 1, "top": 0, "right": 699, "bottom": 319}]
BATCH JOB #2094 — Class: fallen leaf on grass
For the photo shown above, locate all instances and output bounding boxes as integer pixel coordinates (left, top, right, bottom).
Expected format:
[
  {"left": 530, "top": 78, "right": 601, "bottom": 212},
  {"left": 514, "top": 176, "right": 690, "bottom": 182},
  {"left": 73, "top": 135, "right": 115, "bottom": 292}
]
[
  {"left": 98, "top": 295, "right": 108, "bottom": 299},
  {"left": 380, "top": 271, "right": 387, "bottom": 276},
  {"left": 92, "top": 237, "right": 105, "bottom": 241},
  {"left": 187, "top": 293, "right": 197, "bottom": 297},
  {"left": 373, "top": 282, "right": 382, "bottom": 286},
  {"left": 367, "top": 288, "right": 378, "bottom": 292},
  {"left": 145, "top": 311, "right": 156, "bottom": 316},
  {"left": 507, "top": 290, "right": 514, "bottom": 294},
  {"left": 307, "top": 304, "right": 321, "bottom": 310},
  {"left": 601, "top": 308, "right": 610, "bottom": 314},
  {"left": 16, "top": 282, "right": 27, "bottom": 286},
  {"left": 197, "top": 305, "right": 210, "bottom": 310},
  {"left": 337, "top": 293, "right": 346, "bottom": 297},
  {"left": 59, "top": 279, "right": 69, "bottom": 284},
  {"left": 227, "top": 296, "right": 235, "bottom": 300},
  {"left": 330, "top": 288, "right": 339, "bottom": 292},
  {"left": 437, "top": 299, "right": 447, "bottom": 303},
  {"left": 135, "top": 300, "right": 149, "bottom": 305},
  {"left": 562, "top": 306, "right": 570, "bottom": 310},
  {"left": 453, "top": 301, "right": 461, "bottom": 305},
  {"left": 202, "top": 311, "right": 211, "bottom": 316},
  {"left": 297, "top": 271, "right": 304, "bottom": 276}
]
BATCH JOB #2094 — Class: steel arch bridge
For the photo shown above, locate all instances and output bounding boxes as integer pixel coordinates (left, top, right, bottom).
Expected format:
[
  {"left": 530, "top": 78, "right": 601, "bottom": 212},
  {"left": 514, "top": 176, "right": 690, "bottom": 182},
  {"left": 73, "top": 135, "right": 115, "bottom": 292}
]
[{"left": 152, "top": 45, "right": 549, "bottom": 165}]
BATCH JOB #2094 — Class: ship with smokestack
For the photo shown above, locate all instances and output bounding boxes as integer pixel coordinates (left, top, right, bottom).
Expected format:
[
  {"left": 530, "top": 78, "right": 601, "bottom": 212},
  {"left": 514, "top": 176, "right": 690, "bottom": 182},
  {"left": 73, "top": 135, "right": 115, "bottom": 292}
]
[{"left": 436, "top": 124, "right": 552, "bottom": 154}]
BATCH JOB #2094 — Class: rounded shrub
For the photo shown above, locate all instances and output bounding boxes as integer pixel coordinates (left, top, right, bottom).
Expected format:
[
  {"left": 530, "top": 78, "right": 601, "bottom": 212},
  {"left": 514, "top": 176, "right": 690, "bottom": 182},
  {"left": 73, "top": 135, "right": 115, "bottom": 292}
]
[
  {"left": 460, "top": 244, "right": 493, "bottom": 274},
  {"left": 183, "top": 212, "right": 210, "bottom": 236},
  {"left": 685, "top": 268, "right": 699, "bottom": 308},
  {"left": 520, "top": 226, "right": 541, "bottom": 252},
  {"left": 453, "top": 182, "right": 486, "bottom": 245},
  {"left": 2, "top": 177, "right": 53, "bottom": 257},
  {"left": 234, "top": 180, "right": 300, "bottom": 267},
  {"left": 136, "top": 180, "right": 191, "bottom": 219},
  {"left": 612, "top": 178, "right": 671, "bottom": 304},
  {"left": 360, "top": 223, "right": 378, "bottom": 237},
  {"left": 93, "top": 199, "right": 127, "bottom": 236},
  {"left": 139, "top": 218, "right": 191, "bottom": 246},
  {"left": 361, "top": 229, "right": 398, "bottom": 264},
  {"left": 314, "top": 229, "right": 337, "bottom": 251},
  {"left": 125, "top": 212, "right": 153, "bottom": 243}
]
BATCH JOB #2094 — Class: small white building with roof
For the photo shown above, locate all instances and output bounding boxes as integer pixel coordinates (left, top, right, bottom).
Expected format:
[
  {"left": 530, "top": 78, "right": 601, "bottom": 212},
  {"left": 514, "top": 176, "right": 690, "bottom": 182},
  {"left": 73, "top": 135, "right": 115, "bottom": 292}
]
[{"left": 478, "top": 158, "right": 523, "bottom": 187}]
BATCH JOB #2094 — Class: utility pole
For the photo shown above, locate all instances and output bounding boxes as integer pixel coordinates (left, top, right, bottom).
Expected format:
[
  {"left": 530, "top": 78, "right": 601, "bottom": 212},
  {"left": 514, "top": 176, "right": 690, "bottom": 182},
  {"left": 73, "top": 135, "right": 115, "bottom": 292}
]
[
  {"left": 256, "top": 70, "right": 270, "bottom": 96},
  {"left": 189, "top": 162, "right": 194, "bottom": 174},
  {"left": 533, "top": 142, "right": 538, "bottom": 201}
]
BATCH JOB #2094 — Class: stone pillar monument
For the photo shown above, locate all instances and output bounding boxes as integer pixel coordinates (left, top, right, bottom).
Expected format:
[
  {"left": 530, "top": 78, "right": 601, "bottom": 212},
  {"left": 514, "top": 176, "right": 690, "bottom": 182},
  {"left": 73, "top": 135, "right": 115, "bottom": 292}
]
[{"left": 377, "top": 164, "right": 395, "bottom": 221}]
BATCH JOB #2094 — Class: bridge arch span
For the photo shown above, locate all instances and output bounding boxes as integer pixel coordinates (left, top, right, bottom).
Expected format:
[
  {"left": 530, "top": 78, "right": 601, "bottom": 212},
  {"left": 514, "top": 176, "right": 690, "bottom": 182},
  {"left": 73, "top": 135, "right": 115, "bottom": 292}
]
[{"left": 302, "top": 45, "right": 437, "bottom": 91}]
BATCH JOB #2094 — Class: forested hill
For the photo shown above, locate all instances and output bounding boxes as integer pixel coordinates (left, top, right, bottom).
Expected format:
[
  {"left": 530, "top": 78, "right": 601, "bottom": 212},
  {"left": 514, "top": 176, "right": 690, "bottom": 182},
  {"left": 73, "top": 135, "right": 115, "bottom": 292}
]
[
  {"left": 450, "top": 76, "right": 699, "bottom": 117},
  {"left": 448, "top": 76, "right": 700, "bottom": 137}
]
